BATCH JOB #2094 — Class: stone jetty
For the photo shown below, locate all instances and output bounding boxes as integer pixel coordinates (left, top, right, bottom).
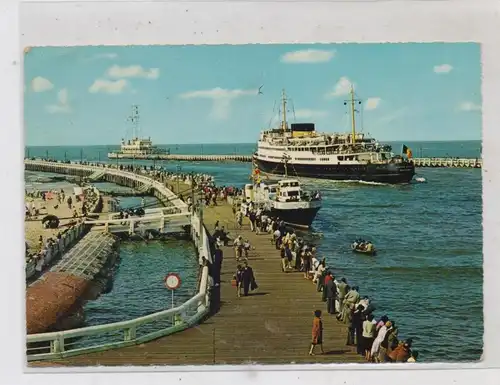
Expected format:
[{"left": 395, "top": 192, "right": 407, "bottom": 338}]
[{"left": 107, "top": 153, "right": 482, "bottom": 168}]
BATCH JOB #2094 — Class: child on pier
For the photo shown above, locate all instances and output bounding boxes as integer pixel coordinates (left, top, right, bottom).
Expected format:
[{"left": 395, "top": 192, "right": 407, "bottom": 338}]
[{"left": 309, "top": 310, "right": 324, "bottom": 356}]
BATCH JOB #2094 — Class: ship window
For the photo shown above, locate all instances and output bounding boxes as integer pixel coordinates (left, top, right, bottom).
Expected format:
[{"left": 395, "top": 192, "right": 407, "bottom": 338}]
[
  {"left": 338, "top": 156, "right": 344, "bottom": 161},
  {"left": 288, "top": 191, "right": 299, "bottom": 197},
  {"left": 320, "top": 157, "right": 329, "bottom": 162}
]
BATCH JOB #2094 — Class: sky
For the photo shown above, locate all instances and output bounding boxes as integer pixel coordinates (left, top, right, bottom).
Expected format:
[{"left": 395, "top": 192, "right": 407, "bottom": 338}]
[{"left": 23, "top": 43, "right": 482, "bottom": 146}]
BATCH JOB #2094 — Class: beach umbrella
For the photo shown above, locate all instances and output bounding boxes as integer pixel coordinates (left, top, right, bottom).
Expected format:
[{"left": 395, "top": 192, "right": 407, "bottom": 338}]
[{"left": 42, "top": 215, "right": 60, "bottom": 228}]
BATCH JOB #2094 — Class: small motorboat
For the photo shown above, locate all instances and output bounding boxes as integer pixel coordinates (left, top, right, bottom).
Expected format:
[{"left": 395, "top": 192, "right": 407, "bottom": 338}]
[{"left": 351, "top": 239, "right": 376, "bottom": 255}]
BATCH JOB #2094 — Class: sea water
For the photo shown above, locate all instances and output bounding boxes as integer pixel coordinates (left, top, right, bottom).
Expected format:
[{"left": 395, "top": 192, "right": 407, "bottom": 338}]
[{"left": 24, "top": 141, "right": 483, "bottom": 362}]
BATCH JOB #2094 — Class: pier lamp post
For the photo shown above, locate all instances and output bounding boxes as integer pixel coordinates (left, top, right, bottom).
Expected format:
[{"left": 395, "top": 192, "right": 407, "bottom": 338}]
[
  {"left": 176, "top": 164, "right": 182, "bottom": 195},
  {"left": 98, "top": 151, "right": 101, "bottom": 163},
  {"left": 45, "top": 150, "right": 49, "bottom": 160},
  {"left": 64, "top": 151, "right": 68, "bottom": 163},
  {"left": 80, "top": 148, "right": 84, "bottom": 164}
]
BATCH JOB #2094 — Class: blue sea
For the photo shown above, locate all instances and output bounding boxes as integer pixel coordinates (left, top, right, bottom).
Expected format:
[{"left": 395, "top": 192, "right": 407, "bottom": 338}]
[{"left": 24, "top": 141, "right": 483, "bottom": 363}]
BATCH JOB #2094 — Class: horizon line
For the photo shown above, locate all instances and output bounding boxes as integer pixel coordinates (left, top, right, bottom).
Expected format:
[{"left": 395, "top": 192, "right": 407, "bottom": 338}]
[{"left": 25, "top": 139, "right": 482, "bottom": 147}]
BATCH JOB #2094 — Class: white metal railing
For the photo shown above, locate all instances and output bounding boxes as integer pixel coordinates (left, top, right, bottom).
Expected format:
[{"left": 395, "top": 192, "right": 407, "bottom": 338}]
[
  {"left": 25, "top": 160, "right": 212, "bottom": 361},
  {"left": 85, "top": 212, "right": 190, "bottom": 234},
  {"left": 25, "top": 160, "right": 189, "bottom": 212},
  {"left": 25, "top": 222, "right": 87, "bottom": 281}
]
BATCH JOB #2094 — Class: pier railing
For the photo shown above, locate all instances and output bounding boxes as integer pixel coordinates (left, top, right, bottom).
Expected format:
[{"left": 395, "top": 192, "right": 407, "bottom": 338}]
[
  {"left": 25, "top": 160, "right": 213, "bottom": 361},
  {"left": 25, "top": 221, "right": 87, "bottom": 281}
]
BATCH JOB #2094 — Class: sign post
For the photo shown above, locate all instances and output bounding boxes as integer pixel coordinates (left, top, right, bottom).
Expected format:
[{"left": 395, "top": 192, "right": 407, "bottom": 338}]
[{"left": 164, "top": 273, "right": 181, "bottom": 325}]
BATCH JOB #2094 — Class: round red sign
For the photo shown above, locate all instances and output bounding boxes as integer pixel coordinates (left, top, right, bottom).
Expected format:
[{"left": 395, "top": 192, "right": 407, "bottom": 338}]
[{"left": 164, "top": 273, "right": 181, "bottom": 290}]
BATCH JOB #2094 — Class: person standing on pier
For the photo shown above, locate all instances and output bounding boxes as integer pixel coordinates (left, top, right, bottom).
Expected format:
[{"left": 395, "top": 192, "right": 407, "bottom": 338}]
[
  {"left": 345, "top": 304, "right": 355, "bottom": 346},
  {"left": 212, "top": 244, "right": 223, "bottom": 285},
  {"left": 362, "top": 313, "right": 376, "bottom": 361},
  {"left": 235, "top": 264, "right": 244, "bottom": 298},
  {"left": 309, "top": 310, "right": 324, "bottom": 356},
  {"left": 241, "top": 261, "right": 257, "bottom": 296},
  {"left": 325, "top": 272, "right": 337, "bottom": 314},
  {"left": 353, "top": 304, "right": 365, "bottom": 355},
  {"left": 336, "top": 278, "right": 348, "bottom": 314}
]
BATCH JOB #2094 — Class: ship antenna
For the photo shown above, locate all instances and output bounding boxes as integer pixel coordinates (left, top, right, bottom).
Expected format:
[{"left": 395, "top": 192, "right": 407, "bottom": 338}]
[{"left": 281, "top": 89, "right": 288, "bottom": 132}]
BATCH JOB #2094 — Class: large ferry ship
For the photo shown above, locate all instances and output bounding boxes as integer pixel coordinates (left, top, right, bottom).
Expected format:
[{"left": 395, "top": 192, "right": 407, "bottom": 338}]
[
  {"left": 253, "top": 88, "right": 415, "bottom": 184},
  {"left": 108, "top": 105, "right": 167, "bottom": 159}
]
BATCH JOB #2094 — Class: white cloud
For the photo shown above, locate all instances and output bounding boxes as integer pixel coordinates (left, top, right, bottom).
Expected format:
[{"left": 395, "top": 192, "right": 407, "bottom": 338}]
[
  {"left": 88, "top": 53, "right": 118, "bottom": 61},
  {"left": 293, "top": 109, "right": 328, "bottom": 119},
  {"left": 281, "top": 49, "right": 335, "bottom": 64},
  {"left": 376, "top": 107, "right": 409, "bottom": 125},
  {"left": 46, "top": 88, "right": 72, "bottom": 114},
  {"left": 459, "top": 101, "right": 481, "bottom": 112},
  {"left": 179, "top": 87, "right": 257, "bottom": 120},
  {"left": 88, "top": 79, "right": 129, "bottom": 94},
  {"left": 433, "top": 64, "right": 453, "bottom": 74},
  {"left": 364, "top": 97, "right": 381, "bottom": 111},
  {"left": 106, "top": 65, "right": 159, "bottom": 79},
  {"left": 31, "top": 76, "right": 54, "bottom": 92},
  {"left": 326, "top": 76, "right": 354, "bottom": 97}
]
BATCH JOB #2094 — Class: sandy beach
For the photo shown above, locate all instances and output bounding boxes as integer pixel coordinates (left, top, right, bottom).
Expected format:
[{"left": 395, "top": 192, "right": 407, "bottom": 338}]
[{"left": 24, "top": 187, "right": 85, "bottom": 252}]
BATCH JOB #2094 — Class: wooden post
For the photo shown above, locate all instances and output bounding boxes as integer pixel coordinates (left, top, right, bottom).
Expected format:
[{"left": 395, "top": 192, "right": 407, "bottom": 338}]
[{"left": 160, "top": 215, "right": 165, "bottom": 232}]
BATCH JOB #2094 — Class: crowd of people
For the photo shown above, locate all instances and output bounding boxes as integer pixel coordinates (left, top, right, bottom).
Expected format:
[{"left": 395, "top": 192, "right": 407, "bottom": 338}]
[
  {"left": 229, "top": 199, "right": 418, "bottom": 363},
  {"left": 25, "top": 185, "right": 102, "bottom": 280},
  {"left": 31, "top": 159, "right": 417, "bottom": 362}
]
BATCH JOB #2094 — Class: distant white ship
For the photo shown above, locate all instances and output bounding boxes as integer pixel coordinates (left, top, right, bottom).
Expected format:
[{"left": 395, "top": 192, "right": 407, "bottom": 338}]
[{"left": 108, "top": 105, "right": 168, "bottom": 159}]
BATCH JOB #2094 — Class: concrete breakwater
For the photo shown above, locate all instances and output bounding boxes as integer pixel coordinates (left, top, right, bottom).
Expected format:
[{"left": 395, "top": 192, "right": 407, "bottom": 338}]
[
  {"left": 106, "top": 153, "right": 482, "bottom": 168},
  {"left": 26, "top": 231, "right": 119, "bottom": 334},
  {"left": 25, "top": 160, "right": 212, "bottom": 362}
]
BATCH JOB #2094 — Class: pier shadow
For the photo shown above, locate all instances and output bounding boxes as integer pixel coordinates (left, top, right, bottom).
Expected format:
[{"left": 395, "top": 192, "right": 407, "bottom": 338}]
[
  {"left": 323, "top": 349, "right": 351, "bottom": 355},
  {"left": 248, "top": 291, "right": 269, "bottom": 297}
]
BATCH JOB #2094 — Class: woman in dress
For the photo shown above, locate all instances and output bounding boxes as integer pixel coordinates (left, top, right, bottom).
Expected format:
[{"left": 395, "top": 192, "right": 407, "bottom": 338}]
[{"left": 309, "top": 310, "right": 324, "bottom": 355}]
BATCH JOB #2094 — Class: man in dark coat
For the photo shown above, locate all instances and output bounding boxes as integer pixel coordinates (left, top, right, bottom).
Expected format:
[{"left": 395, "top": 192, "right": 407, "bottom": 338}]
[
  {"left": 241, "top": 261, "right": 257, "bottom": 296},
  {"left": 325, "top": 273, "right": 337, "bottom": 314},
  {"left": 212, "top": 244, "right": 223, "bottom": 285}
]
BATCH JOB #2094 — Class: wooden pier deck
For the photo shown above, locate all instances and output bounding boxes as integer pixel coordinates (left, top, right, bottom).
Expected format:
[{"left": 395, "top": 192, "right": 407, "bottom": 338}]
[{"left": 30, "top": 202, "right": 365, "bottom": 366}]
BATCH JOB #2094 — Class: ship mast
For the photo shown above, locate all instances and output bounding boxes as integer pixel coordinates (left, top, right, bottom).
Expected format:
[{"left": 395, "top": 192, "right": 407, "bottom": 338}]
[
  {"left": 350, "top": 86, "right": 356, "bottom": 144},
  {"left": 281, "top": 89, "right": 288, "bottom": 132},
  {"left": 345, "top": 86, "right": 362, "bottom": 145},
  {"left": 128, "top": 105, "right": 140, "bottom": 140}
]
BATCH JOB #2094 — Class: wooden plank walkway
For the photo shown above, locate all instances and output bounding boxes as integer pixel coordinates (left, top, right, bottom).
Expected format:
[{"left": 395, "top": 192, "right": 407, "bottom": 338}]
[{"left": 30, "top": 202, "right": 365, "bottom": 366}]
